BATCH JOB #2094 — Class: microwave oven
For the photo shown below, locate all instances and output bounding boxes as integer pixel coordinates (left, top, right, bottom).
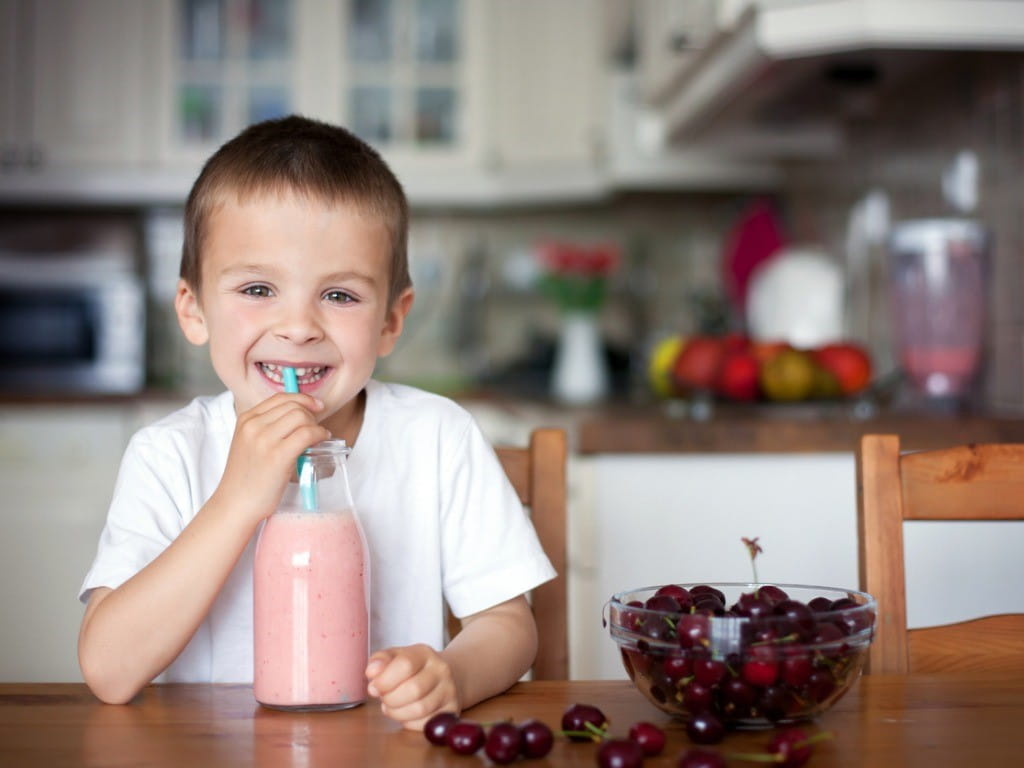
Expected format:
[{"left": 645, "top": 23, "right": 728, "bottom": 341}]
[{"left": 0, "top": 251, "right": 145, "bottom": 395}]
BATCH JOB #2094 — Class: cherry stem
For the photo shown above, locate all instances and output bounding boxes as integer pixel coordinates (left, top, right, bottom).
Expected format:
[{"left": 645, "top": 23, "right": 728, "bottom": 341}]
[
  {"left": 729, "top": 731, "right": 834, "bottom": 764},
  {"left": 559, "top": 721, "right": 609, "bottom": 743}
]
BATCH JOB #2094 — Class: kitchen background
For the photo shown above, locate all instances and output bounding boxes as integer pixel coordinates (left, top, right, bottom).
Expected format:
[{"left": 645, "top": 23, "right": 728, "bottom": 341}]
[{"left": 2, "top": 0, "right": 1024, "bottom": 683}]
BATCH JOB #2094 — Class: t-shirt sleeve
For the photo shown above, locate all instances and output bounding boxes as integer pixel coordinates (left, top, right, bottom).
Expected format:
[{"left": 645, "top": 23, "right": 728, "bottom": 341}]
[
  {"left": 440, "top": 419, "right": 557, "bottom": 618},
  {"left": 78, "top": 431, "right": 190, "bottom": 603}
]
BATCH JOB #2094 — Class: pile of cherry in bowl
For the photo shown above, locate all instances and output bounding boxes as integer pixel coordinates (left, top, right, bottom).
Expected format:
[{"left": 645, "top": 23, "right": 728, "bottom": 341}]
[{"left": 606, "top": 582, "right": 875, "bottom": 728}]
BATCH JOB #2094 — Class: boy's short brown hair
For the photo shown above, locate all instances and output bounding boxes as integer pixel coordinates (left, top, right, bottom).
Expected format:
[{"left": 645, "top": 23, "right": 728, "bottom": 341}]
[{"left": 180, "top": 115, "right": 411, "bottom": 307}]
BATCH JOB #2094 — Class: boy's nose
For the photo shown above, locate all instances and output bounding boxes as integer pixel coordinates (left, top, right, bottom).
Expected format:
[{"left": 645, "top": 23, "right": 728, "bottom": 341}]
[{"left": 272, "top": 307, "right": 324, "bottom": 345}]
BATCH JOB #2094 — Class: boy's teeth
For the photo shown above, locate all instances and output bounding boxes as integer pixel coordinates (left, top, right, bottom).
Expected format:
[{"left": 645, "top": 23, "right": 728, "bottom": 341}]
[{"left": 260, "top": 362, "right": 327, "bottom": 383}]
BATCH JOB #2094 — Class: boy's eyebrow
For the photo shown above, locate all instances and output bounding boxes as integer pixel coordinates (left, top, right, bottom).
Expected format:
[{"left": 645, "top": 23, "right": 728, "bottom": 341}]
[{"left": 323, "top": 270, "right": 379, "bottom": 287}]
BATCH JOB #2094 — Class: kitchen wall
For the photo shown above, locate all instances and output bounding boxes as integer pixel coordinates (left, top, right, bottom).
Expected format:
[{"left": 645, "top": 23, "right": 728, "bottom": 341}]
[
  {"left": 146, "top": 193, "right": 746, "bottom": 402},
  {"left": 782, "top": 52, "right": 1024, "bottom": 412}
]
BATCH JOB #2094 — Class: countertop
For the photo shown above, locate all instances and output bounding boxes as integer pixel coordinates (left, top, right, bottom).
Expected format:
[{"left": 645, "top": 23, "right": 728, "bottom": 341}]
[
  {"left": 4, "top": 390, "right": 1024, "bottom": 455},
  {"left": 576, "top": 401, "right": 1024, "bottom": 454}
]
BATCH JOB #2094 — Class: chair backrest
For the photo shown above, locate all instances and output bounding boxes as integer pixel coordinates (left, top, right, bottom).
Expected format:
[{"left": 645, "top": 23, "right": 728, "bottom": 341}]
[
  {"left": 446, "top": 428, "right": 568, "bottom": 680},
  {"left": 857, "top": 433, "right": 1024, "bottom": 674}
]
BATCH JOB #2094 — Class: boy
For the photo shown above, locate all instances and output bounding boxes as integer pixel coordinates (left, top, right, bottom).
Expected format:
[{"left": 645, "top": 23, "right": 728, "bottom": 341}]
[{"left": 78, "top": 116, "right": 555, "bottom": 730}]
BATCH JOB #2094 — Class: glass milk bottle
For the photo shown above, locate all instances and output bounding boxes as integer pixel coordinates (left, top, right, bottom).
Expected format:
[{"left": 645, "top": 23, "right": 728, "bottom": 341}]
[{"left": 253, "top": 439, "right": 369, "bottom": 710}]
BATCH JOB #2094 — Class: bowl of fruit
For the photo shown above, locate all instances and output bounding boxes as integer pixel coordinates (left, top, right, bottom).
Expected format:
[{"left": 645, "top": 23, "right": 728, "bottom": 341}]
[{"left": 606, "top": 579, "right": 875, "bottom": 730}]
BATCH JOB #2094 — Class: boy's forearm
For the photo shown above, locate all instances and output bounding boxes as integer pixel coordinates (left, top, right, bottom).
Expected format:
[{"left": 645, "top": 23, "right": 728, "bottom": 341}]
[
  {"left": 440, "top": 596, "right": 539, "bottom": 711},
  {"left": 78, "top": 494, "right": 257, "bottom": 703}
]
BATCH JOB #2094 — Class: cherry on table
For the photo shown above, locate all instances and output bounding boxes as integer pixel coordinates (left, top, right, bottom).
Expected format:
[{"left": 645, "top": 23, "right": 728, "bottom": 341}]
[
  {"left": 678, "top": 747, "right": 728, "bottom": 768},
  {"left": 422, "top": 711, "right": 459, "bottom": 746},
  {"left": 519, "top": 719, "right": 554, "bottom": 759},
  {"left": 685, "top": 711, "right": 726, "bottom": 745},
  {"left": 561, "top": 702, "right": 608, "bottom": 741},
  {"left": 628, "top": 721, "right": 666, "bottom": 756},
  {"left": 484, "top": 722, "right": 521, "bottom": 765},
  {"left": 445, "top": 720, "right": 485, "bottom": 755},
  {"left": 597, "top": 738, "right": 644, "bottom": 768}
]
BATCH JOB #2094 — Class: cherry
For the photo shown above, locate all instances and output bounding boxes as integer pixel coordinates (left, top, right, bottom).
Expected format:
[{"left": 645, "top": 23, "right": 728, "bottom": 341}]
[
  {"left": 758, "top": 584, "right": 789, "bottom": 605},
  {"left": 483, "top": 722, "right": 521, "bottom": 765},
  {"left": 646, "top": 593, "right": 683, "bottom": 613},
  {"left": 597, "top": 738, "right": 645, "bottom": 768},
  {"left": 807, "top": 596, "right": 832, "bottom": 612},
  {"left": 562, "top": 703, "right": 608, "bottom": 741},
  {"left": 519, "top": 719, "right": 554, "bottom": 759},
  {"left": 773, "top": 600, "right": 816, "bottom": 640},
  {"left": 686, "top": 711, "right": 726, "bottom": 744},
  {"left": 734, "top": 591, "right": 773, "bottom": 619},
  {"left": 678, "top": 748, "right": 728, "bottom": 768},
  {"left": 691, "top": 584, "right": 726, "bottom": 604},
  {"left": 780, "top": 654, "right": 813, "bottom": 687},
  {"left": 755, "top": 684, "right": 791, "bottom": 721},
  {"left": 729, "top": 728, "right": 832, "bottom": 768},
  {"left": 741, "top": 646, "right": 778, "bottom": 687},
  {"left": 423, "top": 711, "right": 459, "bottom": 746},
  {"left": 446, "top": 720, "right": 485, "bottom": 755},
  {"left": 676, "top": 613, "right": 710, "bottom": 649},
  {"left": 804, "top": 669, "right": 836, "bottom": 703},
  {"left": 719, "top": 677, "right": 756, "bottom": 717},
  {"left": 693, "top": 658, "right": 727, "bottom": 687},
  {"left": 764, "top": 727, "right": 828, "bottom": 767},
  {"left": 663, "top": 653, "right": 693, "bottom": 682},
  {"left": 655, "top": 584, "right": 694, "bottom": 610},
  {"left": 683, "top": 680, "right": 714, "bottom": 711},
  {"left": 628, "top": 721, "right": 666, "bottom": 756}
]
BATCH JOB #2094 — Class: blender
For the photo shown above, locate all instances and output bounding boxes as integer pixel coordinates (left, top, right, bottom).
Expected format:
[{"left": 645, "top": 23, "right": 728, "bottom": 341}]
[{"left": 887, "top": 219, "right": 989, "bottom": 408}]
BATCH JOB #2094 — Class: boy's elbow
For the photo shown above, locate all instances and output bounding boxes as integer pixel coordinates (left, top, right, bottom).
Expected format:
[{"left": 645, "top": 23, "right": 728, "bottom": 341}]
[{"left": 79, "top": 640, "right": 142, "bottom": 705}]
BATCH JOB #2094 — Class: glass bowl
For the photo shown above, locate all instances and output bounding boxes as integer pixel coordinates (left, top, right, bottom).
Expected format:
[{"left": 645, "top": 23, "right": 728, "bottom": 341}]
[{"left": 606, "top": 583, "right": 875, "bottom": 729}]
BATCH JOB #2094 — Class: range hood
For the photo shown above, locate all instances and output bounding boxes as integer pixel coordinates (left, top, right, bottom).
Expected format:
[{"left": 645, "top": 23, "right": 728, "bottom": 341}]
[{"left": 653, "top": 0, "right": 1024, "bottom": 152}]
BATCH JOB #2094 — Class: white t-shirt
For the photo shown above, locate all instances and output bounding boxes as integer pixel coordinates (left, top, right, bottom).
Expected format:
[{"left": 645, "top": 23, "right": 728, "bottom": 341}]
[{"left": 79, "top": 379, "right": 556, "bottom": 683}]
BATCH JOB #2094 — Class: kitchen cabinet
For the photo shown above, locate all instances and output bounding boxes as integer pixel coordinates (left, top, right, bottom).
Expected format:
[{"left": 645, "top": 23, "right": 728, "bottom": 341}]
[
  {"left": 0, "top": 405, "right": 136, "bottom": 682},
  {"left": 0, "top": 0, "right": 157, "bottom": 172}
]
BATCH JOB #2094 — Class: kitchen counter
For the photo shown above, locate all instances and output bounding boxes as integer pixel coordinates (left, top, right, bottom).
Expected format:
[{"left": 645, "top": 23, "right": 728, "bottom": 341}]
[{"left": 577, "top": 402, "right": 1024, "bottom": 454}]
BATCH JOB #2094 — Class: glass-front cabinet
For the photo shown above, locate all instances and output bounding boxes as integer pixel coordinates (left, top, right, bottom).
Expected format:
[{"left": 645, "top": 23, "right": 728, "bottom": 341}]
[{"left": 161, "top": 0, "right": 482, "bottom": 176}]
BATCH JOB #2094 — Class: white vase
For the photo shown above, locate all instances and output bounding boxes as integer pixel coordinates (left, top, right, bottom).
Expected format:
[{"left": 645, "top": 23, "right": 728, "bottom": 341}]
[{"left": 551, "top": 311, "right": 609, "bottom": 405}]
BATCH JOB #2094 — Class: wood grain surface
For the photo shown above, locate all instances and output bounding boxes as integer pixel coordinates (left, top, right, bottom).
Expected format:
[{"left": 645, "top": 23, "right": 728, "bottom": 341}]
[{"left": 1, "top": 675, "right": 1022, "bottom": 767}]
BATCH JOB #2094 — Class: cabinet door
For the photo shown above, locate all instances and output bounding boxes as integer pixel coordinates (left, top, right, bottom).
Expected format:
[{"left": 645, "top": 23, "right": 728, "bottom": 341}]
[
  {"left": 335, "top": 0, "right": 485, "bottom": 175},
  {"left": 0, "top": 0, "right": 30, "bottom": 170},
  {"left": 29, "top": 0, "right": 157, "bottom": 169},
  {"left": 157, "top": 0, "right": 299, "bottom": 168},
  {"left": 0, "top": 406, "right": 133, "bottom": 682},
  {"left": 485, "top": 0, "right": 605, "bottom": 172}
]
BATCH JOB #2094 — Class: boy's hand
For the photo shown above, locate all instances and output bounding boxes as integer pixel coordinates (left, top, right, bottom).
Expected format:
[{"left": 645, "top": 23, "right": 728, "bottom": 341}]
[
  {"left": 214, "top": 392, "right": 330, "bottom": 526},
  {"left": 365, "top": 644, "right": 460, "bottom": 730}
]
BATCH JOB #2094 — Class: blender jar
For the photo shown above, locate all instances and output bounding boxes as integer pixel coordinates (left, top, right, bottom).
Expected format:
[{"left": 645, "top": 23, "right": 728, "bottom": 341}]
[{"left": 887, "top": 219, "right": 989, "bottom": 403}]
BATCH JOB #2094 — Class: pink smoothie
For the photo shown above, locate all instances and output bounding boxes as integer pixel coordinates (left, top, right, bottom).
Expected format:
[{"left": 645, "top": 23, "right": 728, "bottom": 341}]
[{"left": 253, "top": 509, "right": 368, "bottom": 709}]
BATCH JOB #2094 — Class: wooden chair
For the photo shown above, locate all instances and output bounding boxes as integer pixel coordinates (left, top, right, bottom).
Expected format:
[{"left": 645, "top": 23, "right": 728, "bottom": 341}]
[
  {"left": 857, "top": 434, "right": 1024, "bottom": 674},
  {"left": 447, "top": 428, "right": 568, "bottom": 680}
]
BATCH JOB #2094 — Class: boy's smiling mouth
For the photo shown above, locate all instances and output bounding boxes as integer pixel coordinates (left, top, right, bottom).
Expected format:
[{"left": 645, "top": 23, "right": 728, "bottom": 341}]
[{"left": 258, "top": 362, "right": 330, "bottom": 386}]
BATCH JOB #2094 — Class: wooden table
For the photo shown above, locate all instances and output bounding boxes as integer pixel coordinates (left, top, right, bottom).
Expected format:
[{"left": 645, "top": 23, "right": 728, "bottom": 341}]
[{"left": 1, "top": 674, "right": 1020, "bottom": 767}]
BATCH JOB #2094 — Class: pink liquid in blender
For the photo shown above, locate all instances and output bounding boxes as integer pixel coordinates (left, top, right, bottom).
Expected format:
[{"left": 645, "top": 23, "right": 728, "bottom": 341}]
[{"left": 253, "top": 509, "right": 368, "bottom": 709}]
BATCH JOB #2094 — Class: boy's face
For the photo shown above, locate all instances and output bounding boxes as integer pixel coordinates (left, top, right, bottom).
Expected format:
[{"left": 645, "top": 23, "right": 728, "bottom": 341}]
[{"left": 174, "top": 191, "right": 413, "bottom": 437}]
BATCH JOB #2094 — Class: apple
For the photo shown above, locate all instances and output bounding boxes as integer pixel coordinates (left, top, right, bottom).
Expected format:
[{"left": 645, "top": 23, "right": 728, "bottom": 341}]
[
  {"left": 812, "top": 343, "right": 872, "bottom": 395},
  {"left": 716, "top": 350, "right": 760, "bottom": 401},
  {"left": 672, "top": 336, "right": 725, "bottom": 394}
]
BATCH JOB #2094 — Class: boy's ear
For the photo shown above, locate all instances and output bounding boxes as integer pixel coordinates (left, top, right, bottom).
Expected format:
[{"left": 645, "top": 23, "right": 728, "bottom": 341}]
[
  {"left": 174, "top": 278, "right": 209, "bottom": 346},
  {"left": 377, "top": 287, "right": 415, "bottom": 358}
]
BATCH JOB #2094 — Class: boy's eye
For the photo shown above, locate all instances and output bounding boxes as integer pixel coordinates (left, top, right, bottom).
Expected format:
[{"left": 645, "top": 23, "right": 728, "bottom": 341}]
[
  {"left": 324, "top": 289, "right": 355, "bottom": 304},
  {"left": 242, "top": 284, "right": 273, "bottom": 298}
]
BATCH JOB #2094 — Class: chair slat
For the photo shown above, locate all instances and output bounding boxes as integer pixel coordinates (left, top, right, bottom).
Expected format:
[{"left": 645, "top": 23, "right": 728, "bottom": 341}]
[
  {"left": 901, "top": 444, "right": 1024, "bottom": 520},
  {"left": 859, "top": 434, "right": 1024, "bottom": 676}
]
